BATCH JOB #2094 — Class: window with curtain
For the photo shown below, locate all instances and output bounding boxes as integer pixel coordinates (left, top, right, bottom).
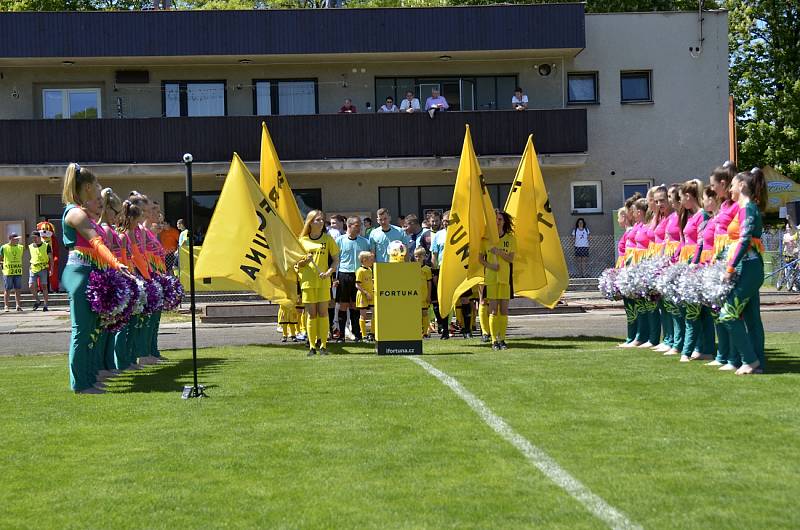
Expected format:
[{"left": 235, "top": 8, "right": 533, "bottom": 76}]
[
  {"left": 254, "top": 80, "right": 317, "bottom": 116},
  {"left": 163, "top": 81, "right": 226, "bottom": 117}
]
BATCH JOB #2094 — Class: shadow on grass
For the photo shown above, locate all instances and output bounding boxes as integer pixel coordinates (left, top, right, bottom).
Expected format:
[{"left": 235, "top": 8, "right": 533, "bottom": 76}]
[
  {"left": 764, "top": 349, "right": 800, "bottom": 375},
  {"left": 111, "top": 357, "right": 227, "bottom": 393}
]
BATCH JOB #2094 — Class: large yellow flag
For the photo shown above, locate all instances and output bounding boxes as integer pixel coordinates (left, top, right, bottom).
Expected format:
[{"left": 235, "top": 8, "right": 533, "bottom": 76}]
[
  {"left": 437, "top": 125, "right": 499, "bottom": 313},
  {"left": 195, "top": 153, "right": 294, "bottom": 305},
  {"left": 505, "top": 135, "right": 567, "bottom": 308},
  {"left": 260, "top": 122, "right": 304, "bottom": 235},
  {"left": 504, "top": 135, "right": 547, "bottom": 295}
]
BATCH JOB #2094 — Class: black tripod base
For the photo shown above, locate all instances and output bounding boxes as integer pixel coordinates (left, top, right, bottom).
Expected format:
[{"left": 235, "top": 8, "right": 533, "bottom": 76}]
[{"left": 181, "top": 384, "right": 208, "bottom": 399}]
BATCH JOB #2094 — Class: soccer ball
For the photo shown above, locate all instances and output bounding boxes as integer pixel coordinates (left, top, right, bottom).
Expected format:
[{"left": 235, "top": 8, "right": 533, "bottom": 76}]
[{"left": 387, "top": 240, "right": 407, "bottom": 262}]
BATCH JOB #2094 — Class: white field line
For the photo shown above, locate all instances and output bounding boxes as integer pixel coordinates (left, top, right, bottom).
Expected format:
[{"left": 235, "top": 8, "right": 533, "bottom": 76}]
[{"left": 407, "top": 355, "right": 641, "bottom": 530}]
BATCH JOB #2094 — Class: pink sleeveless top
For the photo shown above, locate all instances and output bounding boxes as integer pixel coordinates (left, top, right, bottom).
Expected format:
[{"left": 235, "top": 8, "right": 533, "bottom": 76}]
[
  {"left": 625, "top": 223, "right": 641, "bottom": 251},
  {"left": 664, "top": 212, "right": 681, "bottom": 242},
  {"left": 683, "top": 210, "right": 704, "bottom": 246},
  {"left": 715, "top": 200, "right": 740, "bottom": 234},
  {"left": 702, "top": 216, "right": 716, "bottom": 251},
  {"left": 634, "top": 222, "right": 651, "bottom": 249},
  {"left": 654, "top": 216, "right": 669, "bottom": 244},
  {"left": 618, "top": 229, "right": 629, "bottom": 256}
]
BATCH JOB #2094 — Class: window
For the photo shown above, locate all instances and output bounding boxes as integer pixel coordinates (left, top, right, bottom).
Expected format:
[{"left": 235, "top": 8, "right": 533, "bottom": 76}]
[
  {"left": 162, "top": 81, "right": 226, "bottom": 117},
  {"left": 374, "top": 75, "right": 518, "bottom": 113},
  {"left": 163, "top": 189, "right": 321, "bottom": 238},
  {"left": 38, "top": 195, "right": 63, "bottom": 219},
  {"left": 623, "top": 181, "right": 651, "bottom": 202},
  {"left": 254, "top": 79, "right": 317, "bottom": 116},
  {"left": 42, "top": 88, "right": 101, "bottom": 119},
  {"left": 571, "top": 181, "right": 602, "bottom": 214},
  {"left": 620, "top": 71, "right": 652, "bottom": 103},
  {"left": 567, "top": 73, "right": 598, "bottom": 104},
  {"left": 379, "top": 184, "right": 512, "bottom": 221}
]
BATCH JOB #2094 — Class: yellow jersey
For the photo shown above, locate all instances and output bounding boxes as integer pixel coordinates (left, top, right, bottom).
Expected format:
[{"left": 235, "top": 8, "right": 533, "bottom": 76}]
[
  {"left": 420, "top": 264, "right": 432, "bottom": 305},
  {"left": 355, "top": 265, "right": 374, "bottom": 308},
  {"left": 298, "top": 232, "right": 339, "bottom": 290},
  {"left": 1, "top": 244, "right": 23, "bottom": 276},
  {"left": 482, "top": 232, "right": 516, "bottom": 285}
]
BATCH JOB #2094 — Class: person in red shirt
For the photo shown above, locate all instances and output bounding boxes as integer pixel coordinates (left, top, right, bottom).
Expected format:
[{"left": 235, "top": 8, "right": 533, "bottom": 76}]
[{"left": 339, "top": 98, "right": 357, "bottom": 113}]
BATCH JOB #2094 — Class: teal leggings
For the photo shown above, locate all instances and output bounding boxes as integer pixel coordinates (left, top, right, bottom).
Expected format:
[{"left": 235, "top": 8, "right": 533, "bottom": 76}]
[
  {"left": 682, "top": 303, "right": 703, "bottom": 356},
  {"left": 63, "top": 264, "right": 99, "bottom": 392},
  {"left": 149, "top": 311, "right": 162, "bottom": 358},
  {"left": 720, "top": 258, "right": 764, "bottom": 366},
  {"left": 659, "top": 300, "right": 674, "bottom": 347},
  {"left": 671, "top": 306, "right": 685, "bottom": 353},
  {"left": 623, "top": 298, "right": 637, "bottom": 343}
]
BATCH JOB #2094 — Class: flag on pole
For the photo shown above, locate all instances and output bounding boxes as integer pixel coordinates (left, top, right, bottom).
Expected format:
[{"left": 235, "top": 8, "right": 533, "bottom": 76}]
[
  {"left": 437, "top": 125, "right": 499, "bottom": 314},
  {"left": 260, "top": 121, "right": 304, "bottom": 235},
  {"left": 504, "top": 135, "right": 547, "bottom": 294},
  {"left": 505, "top": 134, "right": 567, "bottom": 308},
  {"left": 195, "top": 153, "right": 296, "bottom": 304}
]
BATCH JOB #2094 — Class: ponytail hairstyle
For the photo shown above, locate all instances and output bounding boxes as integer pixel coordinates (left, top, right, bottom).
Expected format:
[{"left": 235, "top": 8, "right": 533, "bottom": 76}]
[
  {"left": 678, "top": 179, "right": 702, "bottom": 230},
  {"left": 62, "top": 162, "right": 98, "bottom": 206},
  {"left": 119, "top": 196, "right": 147, "bottom": 233},
  {"left": 737, "top": 167, "right": 768, "bottom": 211},
  {"left": 624, "top": 192, "right": 642, "bottom": 210},
  {"left": 710, "top": 161, "right": 738, "bottom": 197},
  {"left": 633, "top": 198, "right": 648, "bottom": 221},
  {"left": 703, "top": 184, "right": 719, "bottom": 212},
  {"left": 100, "top": 187, "right": 122, "bottom": 220}
]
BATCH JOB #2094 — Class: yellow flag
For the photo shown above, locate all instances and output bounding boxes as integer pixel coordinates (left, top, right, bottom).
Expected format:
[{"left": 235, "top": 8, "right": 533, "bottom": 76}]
[
  {"left": 505, "top": 135, "right": 567, "bottom": 308},
  {"left": 260, "top": 122, "right": 304, "bottom": 235},
  {"left": 195, "top": 153, "right": 293, "bottom": 305},
  {"left": 504, "top": 135, "right": 547, "bottom": 295},
  {"left": 437, "top": 125, "right": 499, "bottom": 314}
]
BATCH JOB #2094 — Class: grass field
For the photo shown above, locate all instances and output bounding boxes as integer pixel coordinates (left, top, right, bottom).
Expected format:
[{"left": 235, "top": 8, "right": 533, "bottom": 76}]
[{"left": 2, "top": 332, "right": 799, "bottom": 529}]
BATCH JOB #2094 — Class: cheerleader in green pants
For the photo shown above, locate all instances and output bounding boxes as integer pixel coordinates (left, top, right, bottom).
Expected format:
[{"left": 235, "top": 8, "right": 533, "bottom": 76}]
[
  {"left": 706, "top": 162, "right": 740, "bottom": 368},
  {"left": 720, "top": 168, "right": 767, "bottom": 376},
  {"left": 120, "top": 197, "right": 153, "bottom": 367},
  {"left": 61, "top": 163, "right": 129, "bottom": 394},
  {"left": 143, "top": 200, "right": 168, "bottom": 362},
  {"left": 690, "top": 185, "right": 719, "bottom": 361}
]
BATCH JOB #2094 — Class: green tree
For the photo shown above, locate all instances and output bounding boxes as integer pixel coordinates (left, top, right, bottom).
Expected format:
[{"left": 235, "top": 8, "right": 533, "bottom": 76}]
[
  {"left": 728, "top": 0, "right": 800, "bottom": 181},
  {"left": 445, "top": 0, "right": 718, "bottom": 11}
]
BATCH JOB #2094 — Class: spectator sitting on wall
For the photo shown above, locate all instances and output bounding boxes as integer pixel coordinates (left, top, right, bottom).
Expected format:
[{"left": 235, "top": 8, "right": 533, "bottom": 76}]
[
  {"left": 339, "top": 98, "right": 357, "bottom": 113},
  {"left": 425, "top": 88, "right": 449, "bottom": 118},
  {"left": 512, "top": 87, "right": 529, "bottom": 111},
  {"left": 378, "top": 96, "right": 398, "bottom": 113},
  {"left": 399, "top": 90, "right": 421, "bottom": 113}
]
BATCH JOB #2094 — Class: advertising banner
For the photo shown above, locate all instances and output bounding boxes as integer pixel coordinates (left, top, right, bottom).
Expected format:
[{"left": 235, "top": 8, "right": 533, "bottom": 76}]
[{"left": 374, "top": 262, "right": 422, "bottom": 355}]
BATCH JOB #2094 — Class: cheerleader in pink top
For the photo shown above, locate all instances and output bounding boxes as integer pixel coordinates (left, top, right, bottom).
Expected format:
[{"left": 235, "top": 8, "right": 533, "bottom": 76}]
[
  {"left": 651, "top": 186, "right": 675, "bottom": 352},
  {"left": 618, "top": 194, "right": 644, "bottom": 348},
  {"left": 663, "top": 185, "right": 686, "bottom": 356},
  {"left": 625, "top": 198, "right": 660, "bottom": 348},
  {"left": 706, "top": 162, "right": 741, "bottom": 369},
  {"left": 688, "top": 185, "right": 721, "bottom": 361},
  {"left": 676, "top": 180, "right": 706, "bottom": 362}
]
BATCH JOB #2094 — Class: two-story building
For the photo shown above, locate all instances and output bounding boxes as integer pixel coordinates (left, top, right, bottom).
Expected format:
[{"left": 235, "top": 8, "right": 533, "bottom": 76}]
[{"left": 0, "top": 5, "right": 729, "bottom": 268}]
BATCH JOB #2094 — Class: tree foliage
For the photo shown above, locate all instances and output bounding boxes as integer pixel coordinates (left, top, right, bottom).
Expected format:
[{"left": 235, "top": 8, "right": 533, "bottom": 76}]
[{"left": 728, "top": 0, "right": 800, "bottom": 181}]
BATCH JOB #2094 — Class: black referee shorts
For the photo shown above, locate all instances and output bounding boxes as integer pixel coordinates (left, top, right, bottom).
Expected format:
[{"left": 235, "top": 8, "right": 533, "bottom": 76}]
[{"left": 335, "top": 271, "right": 358, "bottom": 304}]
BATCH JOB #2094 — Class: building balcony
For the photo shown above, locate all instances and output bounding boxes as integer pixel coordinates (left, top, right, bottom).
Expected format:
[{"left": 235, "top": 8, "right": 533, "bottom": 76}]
[{"left": 0, "top": 109, "right": 587, "bottom": 166}]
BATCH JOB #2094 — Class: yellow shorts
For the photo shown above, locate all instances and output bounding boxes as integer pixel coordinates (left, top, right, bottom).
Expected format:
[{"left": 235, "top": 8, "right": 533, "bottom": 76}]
[
  {"left": 486, "top": 283, "right": 510, "bottom": 300},
  {"left": 301, "top": 287, "right": 331, "bottom": 304}
]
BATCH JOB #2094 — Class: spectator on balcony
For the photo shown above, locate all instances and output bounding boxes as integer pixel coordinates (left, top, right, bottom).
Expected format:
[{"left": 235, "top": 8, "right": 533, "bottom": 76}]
[
  {"left": 339, "top": 98, "right": 357, "bottom": 113},
  {"left": 400, "top": 90, "right": 421, "bottom": 113},
  {"left": 512, "top": 87, "right": 529, "bottom": 111},
  {"left": 378, "top": 96, "right": 398, "bottom": 113},
  {"left": 425, "top": 88, "right": 449, "bottom": 118}
]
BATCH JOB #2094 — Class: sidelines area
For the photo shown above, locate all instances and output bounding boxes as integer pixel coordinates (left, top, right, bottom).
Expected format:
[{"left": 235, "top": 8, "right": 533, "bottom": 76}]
[{"left": 407, "top": 355, "right": 641, "bottom": 530}]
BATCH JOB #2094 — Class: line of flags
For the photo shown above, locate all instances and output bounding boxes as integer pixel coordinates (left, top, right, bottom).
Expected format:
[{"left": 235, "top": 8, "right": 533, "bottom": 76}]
[{"left": 193, "top": 122, "right": 568, "bottom": 309}]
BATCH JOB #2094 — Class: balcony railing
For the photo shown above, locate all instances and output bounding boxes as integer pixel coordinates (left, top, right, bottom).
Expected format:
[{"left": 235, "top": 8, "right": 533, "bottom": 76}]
[{"left": 0, "top": 109, "right": 587, "bottom": 165}]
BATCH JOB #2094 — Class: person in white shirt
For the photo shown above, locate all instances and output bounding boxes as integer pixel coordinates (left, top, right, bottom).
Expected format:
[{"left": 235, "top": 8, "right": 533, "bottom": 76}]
[
  {"left": 571, "top": 218, "right": 590, "bottom": 278},
  {"left": 512, "top": 87, "right": 529, "bottom": 111},
  {"left": 399, "top": 90, "right": 421, "bottom": 113},
  {"left": 378, "top": 96, "right": 398, "bottom": 113}
]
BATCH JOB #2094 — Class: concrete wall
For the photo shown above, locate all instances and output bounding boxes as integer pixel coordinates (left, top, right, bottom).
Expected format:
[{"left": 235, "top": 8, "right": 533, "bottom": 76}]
[
  {"left": 0, "top": 11, "right": 729, "bottom": 238},
  {"left": 561, "top": 11, "right": 729, "bottom": 232}
]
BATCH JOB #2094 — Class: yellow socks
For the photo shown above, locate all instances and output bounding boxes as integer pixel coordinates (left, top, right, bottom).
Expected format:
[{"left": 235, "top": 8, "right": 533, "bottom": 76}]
[
  {"left": 307, "top": 316, "right": 318, "bottom": 350},
  {"left": 318, "top": 316, "right": 329, "bottom": 348},
  {"left": 359, "top": 318, "right": 368, "bottom": 338},
  {"left": 281, "top": 323, "right": 289, "bottom": 337},
  {"left": 498, "top": 314, "right": 508, "bottom": 341},
  {"left": 479, "top": 303, "right": 489, "bottom": 335},
  {"left": 489, "top": 313, "right": 498, "bottom": 343}
]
